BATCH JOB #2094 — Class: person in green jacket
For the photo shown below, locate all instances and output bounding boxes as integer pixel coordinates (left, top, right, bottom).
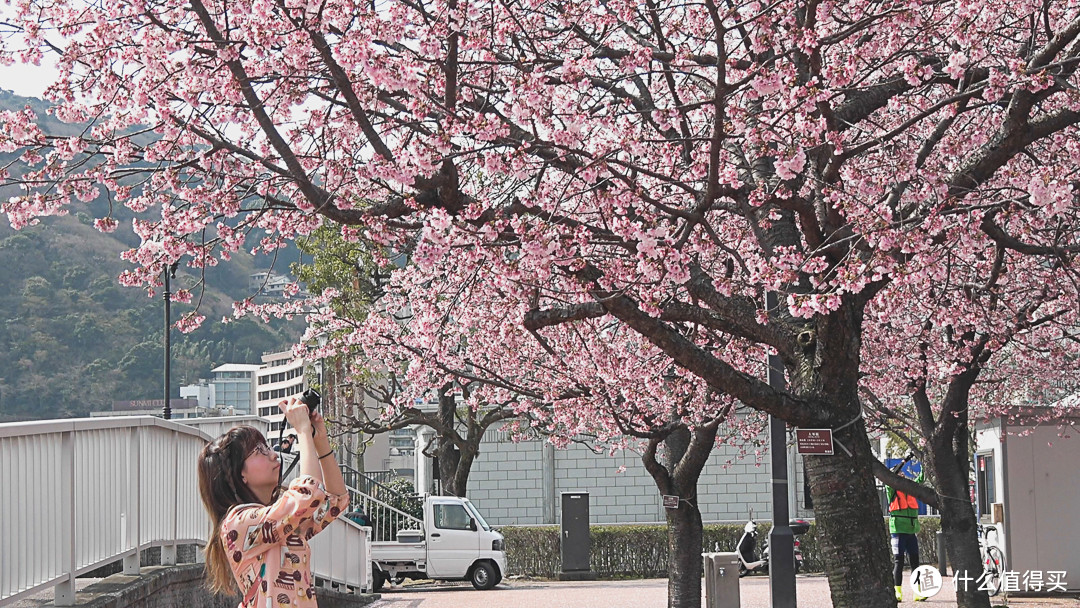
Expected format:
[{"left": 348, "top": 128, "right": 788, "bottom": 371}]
[{"left": 887, "top": 453, "right": 926, "bottom": 602}]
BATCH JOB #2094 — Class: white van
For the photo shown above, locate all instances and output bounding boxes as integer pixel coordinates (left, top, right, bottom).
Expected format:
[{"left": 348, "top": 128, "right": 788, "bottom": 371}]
[{"left": 370, "top": 495, "right": 506, "bottom": 590}]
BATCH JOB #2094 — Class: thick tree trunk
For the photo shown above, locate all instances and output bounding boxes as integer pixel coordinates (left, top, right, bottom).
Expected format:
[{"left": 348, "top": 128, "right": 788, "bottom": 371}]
[
  {"left": 781, "top": 302, "right": 898, "bottom": 604},
  {"left": 804, "top": 417, "right": 897, "bottom": 607},
  {"left": 666, "top": 425, "right": 703, "bottom": 608},
  {"left": 791, "top": 303, "right": 897, "bottom": 607},
  {"left": 930, "top": 420, "right": 991, "bottom": 608},
  {"left": 436, "top": 386, "right": 465, "bottom": 496},
  {"left": 436, "top": 439, "right": 464, "bottom": 496},
  {"left": 450, "top": 441, "right": 477, "bottom": 498},
  {"left": 428, "top": 385, "right": 506, "bottom": 498},
  {"left": 936, "top": 470, "right": 990, "bottom": 608},
  {"left": 667, "top": 496, "right": 704, "bottom": 608},
  {"left": 640, "top": 423, "right": 718, "bottom": 608}
]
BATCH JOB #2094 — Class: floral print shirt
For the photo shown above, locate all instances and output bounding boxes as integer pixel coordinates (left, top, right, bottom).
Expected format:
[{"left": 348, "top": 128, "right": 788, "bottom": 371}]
[{"left": 221, "top": 475, "right": 349, "bottom": 608}]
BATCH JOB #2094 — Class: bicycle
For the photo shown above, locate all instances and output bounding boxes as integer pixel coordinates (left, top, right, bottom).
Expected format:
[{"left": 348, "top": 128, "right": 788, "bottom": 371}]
[{"left": 977, "top": 523, "right": 1006, "bottom": 597}]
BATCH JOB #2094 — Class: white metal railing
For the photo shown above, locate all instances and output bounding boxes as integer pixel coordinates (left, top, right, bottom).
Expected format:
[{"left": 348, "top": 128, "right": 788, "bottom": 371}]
[
  {"left": 0, "top": 416, "right": 372, "bottom": 607},
  {"left": 0, "top": 416, "right": 210, "bottom": 607},
  {"left": 310, "top": 519, "right": 371, "bottom": 593},
  {"left": 347, "top": 490, "right": 424, "bottom": 543},
  {"left": 281, "top": 451, "right": 420, "bottom": 543}
]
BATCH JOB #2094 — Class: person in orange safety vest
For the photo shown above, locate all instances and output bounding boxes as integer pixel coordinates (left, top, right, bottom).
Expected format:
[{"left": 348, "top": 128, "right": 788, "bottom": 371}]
[{"left": 887, "top": 453, "right": 926, "bottom": 602}]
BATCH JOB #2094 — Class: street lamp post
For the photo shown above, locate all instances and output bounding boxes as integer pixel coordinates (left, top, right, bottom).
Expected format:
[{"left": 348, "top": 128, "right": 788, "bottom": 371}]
[
  {"left": 766, "top": 291, "right": 797, "bottom": 608},
  {"left": 162, "top": 262, "right": 178, "bottom": 420}
]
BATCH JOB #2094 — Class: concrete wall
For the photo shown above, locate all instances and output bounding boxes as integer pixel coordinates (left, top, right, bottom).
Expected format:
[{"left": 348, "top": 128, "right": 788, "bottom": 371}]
[
  {"left": 75, "top": 565, "right": 236, "bottom": 608},
  {"left": 65, "top": 564, "right": 378, "bottom": 608},
  {"left": 464, "top": 427, "right": 812, "bottom": 526}
]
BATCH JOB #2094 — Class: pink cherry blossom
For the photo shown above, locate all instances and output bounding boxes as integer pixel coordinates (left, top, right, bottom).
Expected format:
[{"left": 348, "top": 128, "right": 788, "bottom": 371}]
[{"left": 4, "top": 3, "right": 1080, "bottom": 606}]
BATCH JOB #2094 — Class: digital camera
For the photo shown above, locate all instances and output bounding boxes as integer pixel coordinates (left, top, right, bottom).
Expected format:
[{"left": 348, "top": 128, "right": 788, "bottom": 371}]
[{"left": 300, "top": 388, "right": 322, "bottom": 412}]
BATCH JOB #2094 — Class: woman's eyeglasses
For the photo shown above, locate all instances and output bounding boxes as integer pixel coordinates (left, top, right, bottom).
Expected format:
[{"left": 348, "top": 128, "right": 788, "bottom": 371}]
[{"left": 247, "top": 443, "right": 275, "bottom": 459}]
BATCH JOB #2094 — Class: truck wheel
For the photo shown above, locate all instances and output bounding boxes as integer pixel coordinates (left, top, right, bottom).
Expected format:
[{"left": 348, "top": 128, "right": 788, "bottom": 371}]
[
  {"left": 371, "top": 564, "right": 386, "bottom": 592},
  {"left": 470, "top": 562, "right": 497, "bottom": 590}
]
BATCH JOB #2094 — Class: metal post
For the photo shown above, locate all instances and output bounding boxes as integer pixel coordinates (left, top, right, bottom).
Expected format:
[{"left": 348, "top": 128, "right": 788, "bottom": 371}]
[
  {"left": 55, "top": 431, "right": 76, "bottom": 606},
  {"left": 124, "top": 427, "right": 141, "bottom": 575},
  {"left": 936, "top": 530, "right": 947, "bottom": 575},
  {"left": 162, "top": 263, "right": 175, "bottom": 420},
  {"left": 162, "top": 430, "right": 178, "bottom": 566},
  {"left": 543, "top": 442, "right": 556, "bottom": 524},
  {"left": 766, "top": 291, "right": 797, "bottom": 608}
]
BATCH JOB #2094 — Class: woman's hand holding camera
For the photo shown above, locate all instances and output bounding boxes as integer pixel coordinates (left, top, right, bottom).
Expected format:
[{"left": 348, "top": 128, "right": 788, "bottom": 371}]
[
  {"left": 280, "top": 398, "right": 314, "bottom": 435},
  {"left": 277, "top": 398, "right": 329, "bottom": 440},
  {"left": 279, "top": 398, "right": 327, "bottom": 482}
]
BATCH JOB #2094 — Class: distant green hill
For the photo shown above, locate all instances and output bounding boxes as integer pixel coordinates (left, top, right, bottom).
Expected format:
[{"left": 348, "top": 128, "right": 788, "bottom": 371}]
[
  {"left": 0, "top": 89, "right": 306, "bottom": 421},
  {"left": 0, "top": 88, "right": 83, "bottom": 137}
]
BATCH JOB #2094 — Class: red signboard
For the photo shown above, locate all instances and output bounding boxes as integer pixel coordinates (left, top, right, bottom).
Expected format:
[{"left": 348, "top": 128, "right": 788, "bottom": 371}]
[
  {"left": 796, "top": 428, "right": 834, "bottom": 455},
  {"left": 662, "top": 495, "right": 679, "bottom": 509}
]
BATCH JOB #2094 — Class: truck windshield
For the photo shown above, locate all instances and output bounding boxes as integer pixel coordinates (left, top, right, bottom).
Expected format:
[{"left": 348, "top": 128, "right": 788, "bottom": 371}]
[{"left": 463, "top": 501, "right": 491, "bottom": 531}]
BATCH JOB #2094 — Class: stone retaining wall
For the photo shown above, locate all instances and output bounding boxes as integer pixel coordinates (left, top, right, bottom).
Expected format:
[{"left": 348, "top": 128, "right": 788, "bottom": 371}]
[{"left": 57, "top": 564, "right": 378, "bottom": 608}]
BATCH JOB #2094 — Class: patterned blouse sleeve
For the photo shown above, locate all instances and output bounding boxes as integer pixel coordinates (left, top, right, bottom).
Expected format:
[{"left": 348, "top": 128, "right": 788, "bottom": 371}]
[
  {"left": 295, "top": 483, "right": 350, "bottom": 540},
  {"left": 220, "top": 475, "right": 342, "bottom": 557}
]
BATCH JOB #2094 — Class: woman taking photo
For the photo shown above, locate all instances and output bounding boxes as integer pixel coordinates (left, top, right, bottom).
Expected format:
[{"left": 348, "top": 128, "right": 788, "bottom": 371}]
[{"left": 198, "top": 397, "right": 348, "bottom": 608}]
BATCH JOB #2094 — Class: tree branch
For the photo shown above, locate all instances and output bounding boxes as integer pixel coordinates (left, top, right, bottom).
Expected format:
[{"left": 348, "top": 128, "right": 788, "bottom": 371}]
[{"left": 871, "top": 458, "right": 939, "bottom": 508}]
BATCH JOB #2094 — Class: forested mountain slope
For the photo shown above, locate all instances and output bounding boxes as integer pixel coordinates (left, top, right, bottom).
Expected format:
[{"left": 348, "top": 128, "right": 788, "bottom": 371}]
[{"left": 0, "top": 89, "right": 303, "bottom": 420}]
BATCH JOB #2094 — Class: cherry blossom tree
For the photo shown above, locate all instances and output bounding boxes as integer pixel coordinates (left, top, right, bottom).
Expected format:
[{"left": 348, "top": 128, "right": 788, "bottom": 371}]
[
  {"left": 297, "top": 205, "right": 772, "bottom": 606},
  {"left": 339, "top": 255, "right": 765, "bottom": 605},
  {"left": 294, "top": 223, "right": 762, "bottom": 585},
  {"left": 5, "top": 1, "right": 1080, "bottom": 607},
  {"left": 861, "top": 239, "right": 1080, "bottom": 608},
  {"left": 289, "top": 225, "right": 522, "bottom": 497}
]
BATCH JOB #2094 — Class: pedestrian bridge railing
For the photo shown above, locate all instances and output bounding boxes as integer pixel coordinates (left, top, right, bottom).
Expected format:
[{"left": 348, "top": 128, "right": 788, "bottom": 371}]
[
  {"left": 310, "top": 517, "right": 370, "bottom": 594},
  {"left": 0, "top": 416, "right": 370, "bottom": 607}
]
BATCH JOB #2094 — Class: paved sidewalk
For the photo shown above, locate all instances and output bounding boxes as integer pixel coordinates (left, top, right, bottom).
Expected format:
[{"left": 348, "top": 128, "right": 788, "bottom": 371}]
[
  {"left": 369, "top": 576, "right": 1078, "bottom": 608},
  {"left": 368, "top": 575, "right": 866, "bottom": 608}
]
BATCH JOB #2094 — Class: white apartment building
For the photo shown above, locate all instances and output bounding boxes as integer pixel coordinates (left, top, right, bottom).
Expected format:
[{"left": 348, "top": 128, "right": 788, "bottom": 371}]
[{"left": 256, "top": 350, "right": 309, "bottom": 432}]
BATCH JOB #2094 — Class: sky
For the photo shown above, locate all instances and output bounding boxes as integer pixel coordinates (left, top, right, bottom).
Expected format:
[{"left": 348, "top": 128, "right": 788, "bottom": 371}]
[
  {"left": 0, "top": 4, "right": 59, "bottom": 98},
  {"left": 0, "top": 60, "right": 56, "bottom": 97}
]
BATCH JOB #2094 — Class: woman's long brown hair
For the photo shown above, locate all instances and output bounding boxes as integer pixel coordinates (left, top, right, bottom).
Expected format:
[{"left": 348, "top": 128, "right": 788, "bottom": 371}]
[{"left": 197, "top": 425, "right": 280, "bottom": 595}]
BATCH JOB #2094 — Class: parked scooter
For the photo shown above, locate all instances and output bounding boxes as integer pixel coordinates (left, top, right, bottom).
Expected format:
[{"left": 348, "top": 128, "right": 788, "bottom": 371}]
[{"left": 735, "top": 517, "right": 810, "bottom": 577}]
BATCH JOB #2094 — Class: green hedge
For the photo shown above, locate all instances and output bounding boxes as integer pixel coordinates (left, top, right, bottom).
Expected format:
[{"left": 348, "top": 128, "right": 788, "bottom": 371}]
[{"left": 501, "top": 517, "right": 942, "bottom": 578}]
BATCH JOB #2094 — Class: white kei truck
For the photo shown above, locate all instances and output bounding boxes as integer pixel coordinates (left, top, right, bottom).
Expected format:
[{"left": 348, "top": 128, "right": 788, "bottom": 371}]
[{"left": 369, "top": 494, "right": 507, "bottom": 591}]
